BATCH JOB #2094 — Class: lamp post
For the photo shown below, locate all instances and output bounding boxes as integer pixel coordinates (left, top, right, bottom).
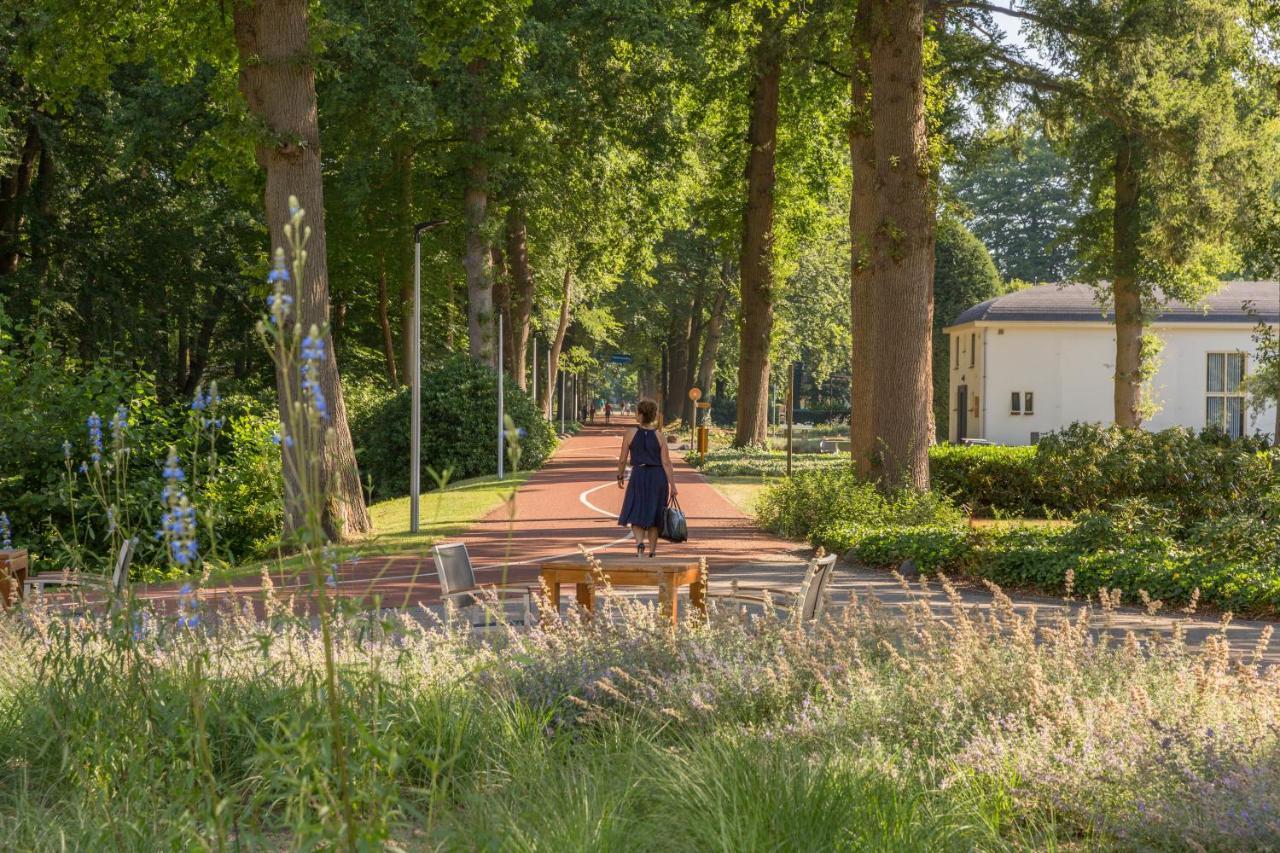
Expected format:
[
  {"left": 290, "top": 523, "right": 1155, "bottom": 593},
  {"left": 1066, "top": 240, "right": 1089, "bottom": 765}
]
[
  {"left": 497, "top": 314, "right": 504, "bottom": 480},
  {"left": 410, "top": 219, "right": 446, "bottom": 534}
]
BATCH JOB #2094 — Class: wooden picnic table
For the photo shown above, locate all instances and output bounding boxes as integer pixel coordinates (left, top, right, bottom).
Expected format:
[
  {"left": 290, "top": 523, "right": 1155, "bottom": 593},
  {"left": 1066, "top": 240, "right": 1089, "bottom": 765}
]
[
  {"left": 539, "top": 555, "right": 705, "bottom": 629},
  {"left": 0, "top": 549, "right": 28, "bottom": 609}
]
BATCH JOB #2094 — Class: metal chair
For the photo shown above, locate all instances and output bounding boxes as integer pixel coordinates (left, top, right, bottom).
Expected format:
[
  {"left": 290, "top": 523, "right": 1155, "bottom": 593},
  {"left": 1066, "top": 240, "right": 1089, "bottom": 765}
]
[
  {"left": 706, "top": 552, "right": 838, "bottom": 623},
  {"left": 433, "top": 543, "right": 535, "bottom": 627},
  {"left": 25, "top": 537, "right": 134, "bottom": 601}
]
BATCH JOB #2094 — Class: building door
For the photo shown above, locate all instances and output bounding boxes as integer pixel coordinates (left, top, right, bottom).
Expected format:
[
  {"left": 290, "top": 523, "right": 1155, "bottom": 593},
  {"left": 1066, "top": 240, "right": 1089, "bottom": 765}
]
[{"left": 956, "top": 385, "right": 968, "bottom": 441}]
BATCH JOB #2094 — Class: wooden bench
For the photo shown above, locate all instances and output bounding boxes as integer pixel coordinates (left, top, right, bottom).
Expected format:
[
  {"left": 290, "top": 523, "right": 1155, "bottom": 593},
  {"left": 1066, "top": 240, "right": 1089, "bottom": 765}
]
[{"left": 540, "top": 555, "right": 705, "bottom": 629}]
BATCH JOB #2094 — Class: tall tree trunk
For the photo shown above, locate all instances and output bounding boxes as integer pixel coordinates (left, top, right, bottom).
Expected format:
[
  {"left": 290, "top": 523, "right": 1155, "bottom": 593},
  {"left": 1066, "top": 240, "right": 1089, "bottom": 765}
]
[
  {"left": 233, "top": 0, "right": 372, "bottom": 538},
  {"left": 682, "top": 288, "right": 704, "bottom": 426},
  {"left": 734, "top": 27, "right": 781, "bottom": 447},
  {"left": 1112, "top": 133, "right": 1143, "bottom": 428},
  {"left": 849, "top": 0, "right": 876, "bottom": 478},
  {"left": 491, "top": 243, "right": 514, "bottom": 374},
  {"left": 395, "top": 147, "right": 414, "bottom": 385},
  {"left": 462, "top": 61, "right": 495, "bottom": 366},
  {"left": 696, "top": 282, "right": 728, "bottom": 400},
  {"left": 0, "top": 118, "right": 41, "bottom": 275},
  {"left": 507, "top": 206, "right": 534, "bottom": 390},
  {"left": 866, "top": 0, "right": 933, "bottom": 490},
  {"left": 181, "top": 287, "right": 228, "bottom": 397},
  {"left": 666, "top": 305, "right": 692, "bottom": 424},
  {"left": 377, "top": 252, "right": 399, "bottom": 386},
  {"left": 176, "top": 300, "right": 191, "bottom": 392},
  {"left": 542, "top": 265, "right": 572, "bottom": 418}
]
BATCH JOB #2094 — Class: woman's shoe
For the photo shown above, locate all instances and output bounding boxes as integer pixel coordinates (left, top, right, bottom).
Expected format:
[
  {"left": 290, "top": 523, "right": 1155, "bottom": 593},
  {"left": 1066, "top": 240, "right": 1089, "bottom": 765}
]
[
  {"left": 647, "top": 547, "right": 656, "bottom": 558},
  {"left": 636, "top": 544, "right": 645, "bottom": 558}
]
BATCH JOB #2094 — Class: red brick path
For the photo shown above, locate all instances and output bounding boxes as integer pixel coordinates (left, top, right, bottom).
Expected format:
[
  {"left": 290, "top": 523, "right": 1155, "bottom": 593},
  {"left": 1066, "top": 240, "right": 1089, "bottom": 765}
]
[{"left": 124, "top": 424, "right": 807, "bottom": 611}]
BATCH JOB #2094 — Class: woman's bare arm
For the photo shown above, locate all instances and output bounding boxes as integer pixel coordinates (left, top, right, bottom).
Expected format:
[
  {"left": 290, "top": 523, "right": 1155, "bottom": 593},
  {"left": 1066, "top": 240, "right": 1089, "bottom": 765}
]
[
  {"left": 657, "top": 431, "right": 678, "bottom": 497},
  {"left": 617, "top": 428, "right": 635, "bottom": 487}
]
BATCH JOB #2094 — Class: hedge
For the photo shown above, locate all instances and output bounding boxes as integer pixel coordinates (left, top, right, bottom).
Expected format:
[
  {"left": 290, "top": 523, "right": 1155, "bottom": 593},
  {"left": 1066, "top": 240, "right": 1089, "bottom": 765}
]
[{"left": 350, "top": 356, "right": 556, "bottom": 500}]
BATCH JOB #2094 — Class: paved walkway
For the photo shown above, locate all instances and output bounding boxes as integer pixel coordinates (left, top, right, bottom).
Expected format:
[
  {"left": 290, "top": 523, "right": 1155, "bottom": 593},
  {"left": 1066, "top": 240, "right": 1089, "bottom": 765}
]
[{"left": 76, "top": 424, "right": 1280, "bottom": 663}]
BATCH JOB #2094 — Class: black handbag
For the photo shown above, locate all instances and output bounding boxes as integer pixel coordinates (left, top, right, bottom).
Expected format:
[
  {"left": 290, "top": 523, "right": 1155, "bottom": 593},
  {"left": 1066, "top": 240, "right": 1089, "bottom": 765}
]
[{"left": 660, "top": 497, "right": 688, "bottom": 543}]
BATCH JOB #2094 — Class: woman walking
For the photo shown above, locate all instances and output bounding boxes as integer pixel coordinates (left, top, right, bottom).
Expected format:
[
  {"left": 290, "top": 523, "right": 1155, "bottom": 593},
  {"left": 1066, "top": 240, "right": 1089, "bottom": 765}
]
[{"left": 616, "top": 399, "right": 678, "bottom": 557}]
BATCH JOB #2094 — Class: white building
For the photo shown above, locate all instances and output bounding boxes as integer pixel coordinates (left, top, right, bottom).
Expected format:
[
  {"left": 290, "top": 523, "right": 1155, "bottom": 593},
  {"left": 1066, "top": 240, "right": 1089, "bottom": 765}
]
[{"left": 943, "top": 281, "right": 1280, "bottom": 445}]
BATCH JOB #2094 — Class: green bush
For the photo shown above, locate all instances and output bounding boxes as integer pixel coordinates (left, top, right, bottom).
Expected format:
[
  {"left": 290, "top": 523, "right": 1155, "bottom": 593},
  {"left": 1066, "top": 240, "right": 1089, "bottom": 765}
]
[
  {"left": 350, "top": 355, "right": 556, "bottom": 500},
  {"left": 1033, "top": 423, "right": 1276, "bottom": 521},
  {"left": 816, "top": 522, "right": 974, "bottom": 571},
  {"left": 688, "top": 447, "right": 845, "bottom": 478},
  {"left": 928, "top": 444, "right": 1042, "bottom": 516},
  {"left": 0, "top": 309, "right": 283, "bottom": 570},
  {"left": 757, "top": 466, "right": 964, "bottom": 542}
]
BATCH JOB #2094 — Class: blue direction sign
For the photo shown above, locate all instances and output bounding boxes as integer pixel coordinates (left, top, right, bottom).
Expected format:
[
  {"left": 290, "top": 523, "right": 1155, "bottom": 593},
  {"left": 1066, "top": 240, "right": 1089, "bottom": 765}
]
[{"left": 609, "top": 353, "right": 633, "bottom": 364}]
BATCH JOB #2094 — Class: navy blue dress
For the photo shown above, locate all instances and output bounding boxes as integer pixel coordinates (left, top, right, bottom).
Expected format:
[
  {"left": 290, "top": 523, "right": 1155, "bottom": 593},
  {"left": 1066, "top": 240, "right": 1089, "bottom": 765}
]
[{"left": 618, "top": 427, "right": 669, "bottom": 528}]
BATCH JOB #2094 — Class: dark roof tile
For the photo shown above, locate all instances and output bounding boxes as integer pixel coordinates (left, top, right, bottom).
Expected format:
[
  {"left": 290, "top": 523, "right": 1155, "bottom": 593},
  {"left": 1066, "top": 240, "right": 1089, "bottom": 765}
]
[{"left": 949, "top": 281, "right": 1280, "bottom": 327}]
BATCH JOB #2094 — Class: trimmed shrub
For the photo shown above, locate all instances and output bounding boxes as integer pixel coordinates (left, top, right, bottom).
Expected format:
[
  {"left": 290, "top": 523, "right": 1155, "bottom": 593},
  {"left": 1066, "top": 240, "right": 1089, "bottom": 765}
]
[
  {"left": 756, "top": 467, "right": 964, "bottom": 541},
  {"left": 1034, "top": 423, "right": 1277, "bottom": 521},
  {"left": 350, "top": 355, "right": 556, "bottom": 500},
  {"left": 816, "top": 522, "right": 974, "bottom": 572},
  {"left": 928, "top": 444, "right": 1041, "bottom": 516}
]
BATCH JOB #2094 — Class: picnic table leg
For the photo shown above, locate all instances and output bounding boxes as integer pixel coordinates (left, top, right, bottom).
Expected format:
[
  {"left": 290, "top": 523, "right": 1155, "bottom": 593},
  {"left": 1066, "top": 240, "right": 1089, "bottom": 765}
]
[
  {"left": 659, "top": 576, "right": 678, "bottom": 629},
  {"left": 576, "top": 582, "right": 594, "bottom": 615}
]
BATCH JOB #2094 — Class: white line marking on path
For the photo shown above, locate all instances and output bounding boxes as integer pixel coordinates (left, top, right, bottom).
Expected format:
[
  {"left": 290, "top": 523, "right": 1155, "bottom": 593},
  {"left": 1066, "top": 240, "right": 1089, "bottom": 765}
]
[{"left": 579, "top": 481, "right": 620, "bottom": 518}]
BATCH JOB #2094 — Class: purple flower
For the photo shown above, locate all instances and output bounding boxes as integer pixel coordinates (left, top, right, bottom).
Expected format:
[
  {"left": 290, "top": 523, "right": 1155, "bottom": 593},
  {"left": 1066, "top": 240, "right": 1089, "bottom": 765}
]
[
  {"left": 110, "top": 405, "right": 128, "bottom": 443},
  {"left": 0, "top": 512, "right": 11, "bottom": 550},
  {"left": 87, "top": 413, "right": 103, "bottom": 462}
]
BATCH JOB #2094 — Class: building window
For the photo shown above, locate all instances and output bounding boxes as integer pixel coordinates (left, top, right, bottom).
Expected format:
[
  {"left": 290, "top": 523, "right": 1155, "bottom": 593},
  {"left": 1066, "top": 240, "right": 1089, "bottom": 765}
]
[
  {"left": 1010, "top": 392, "right": 1020, "bottom": 415},
  {"left": 969, "top": 333, "right": 976, "bottom": 367},
  {"left": 1023, "top": 392, "right": 1034, "bottom": 415},
  {"left": 1206, "top": 352, "right": 1246, "bottom": 437}
]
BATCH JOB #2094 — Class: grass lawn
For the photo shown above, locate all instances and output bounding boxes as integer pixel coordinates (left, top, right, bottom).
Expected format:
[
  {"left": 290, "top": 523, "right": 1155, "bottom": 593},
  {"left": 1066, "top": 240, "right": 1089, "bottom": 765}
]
[
  {"left": 705, "top": 474, "right": 777, "bottom": 516},
  {"left": 206, "top": 472, "right": 532, "bottom": 582}
]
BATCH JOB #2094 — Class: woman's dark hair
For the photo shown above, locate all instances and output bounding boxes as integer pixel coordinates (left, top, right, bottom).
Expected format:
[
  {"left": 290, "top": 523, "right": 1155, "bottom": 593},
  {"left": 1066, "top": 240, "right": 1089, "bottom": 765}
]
[{"left": 637, "top": 399, "right": 659, "bottom": 425}]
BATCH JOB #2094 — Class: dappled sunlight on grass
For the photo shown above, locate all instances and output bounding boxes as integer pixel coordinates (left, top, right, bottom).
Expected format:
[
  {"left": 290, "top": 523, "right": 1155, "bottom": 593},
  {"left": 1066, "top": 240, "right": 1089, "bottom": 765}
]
[
  {"left": 205, "top": 473, "right": 531, "bottom": 582},
  {"left": 705, "top": 474, "right": 776, "bottom": 516}
]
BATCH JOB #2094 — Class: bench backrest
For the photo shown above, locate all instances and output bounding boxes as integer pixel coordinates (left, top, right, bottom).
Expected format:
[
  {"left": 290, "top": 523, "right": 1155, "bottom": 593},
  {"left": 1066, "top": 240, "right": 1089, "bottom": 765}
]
[
  {"left": 433, "top": 543, "right": 479, "bottom": 606},
  {"left": 111, "top": 538, "right": 135, "bottom": 598},
  {"left": 797, "top": 553, "right": 837, "bottom": 621}
]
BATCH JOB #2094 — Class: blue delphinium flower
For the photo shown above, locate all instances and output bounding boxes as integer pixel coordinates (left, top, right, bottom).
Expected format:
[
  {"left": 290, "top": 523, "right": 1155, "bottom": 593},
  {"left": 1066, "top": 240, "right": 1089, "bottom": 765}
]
[
  {"left": 0, "top": 512, "right": 11, "bottom": 550},
  {"left": 301, "top": 333, "right": 325, "bottom": 362},
  {"left": 157, "top": 447, "right": 198, "bottom": 568},
  {"left": 78, "top": 462, "right": 88, "bottom": 475},
  {"left": 176, "top": 583, "right": 200, "bottom": 629},
  {"left": 299, "top": 325, "right": 330, "bottom": 420},
  {"left": 87, "top": 412, "right": 103, "bottom": 463},
  {"left": 62, "top": 439, "right": 71, "bottom": 460},
  {"left": 163, "top": 455, "right": 185, "bottom": 482},
  {"left": 267, "top": 249, "right": 294, "bottom": 326},
  {"left": 110, "top": 405, "right": 128, "bottom": 444},
  {"left": 271, "top": 431, "right": 295, "bottom": 448}
]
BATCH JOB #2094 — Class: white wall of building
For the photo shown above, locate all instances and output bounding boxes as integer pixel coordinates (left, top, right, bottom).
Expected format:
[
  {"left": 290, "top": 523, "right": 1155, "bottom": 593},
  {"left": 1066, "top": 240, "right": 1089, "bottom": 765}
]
[{"left": 946, "top": 321, "right": 1279, "bottom": 445}]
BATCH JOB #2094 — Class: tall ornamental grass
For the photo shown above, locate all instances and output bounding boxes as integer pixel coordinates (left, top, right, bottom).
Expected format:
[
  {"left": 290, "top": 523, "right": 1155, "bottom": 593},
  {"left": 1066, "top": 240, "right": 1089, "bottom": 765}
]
[{"left": 1, "top": 569, "right": 1277, "bottom": 848}]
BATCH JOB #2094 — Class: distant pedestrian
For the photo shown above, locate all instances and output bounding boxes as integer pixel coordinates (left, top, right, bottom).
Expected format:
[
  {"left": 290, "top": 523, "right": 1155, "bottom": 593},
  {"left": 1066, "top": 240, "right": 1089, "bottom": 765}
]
[
  {"left": 604, "top": 402, "right": 613, "bottom": 425},
  {"left": 589, "top": 402, "right": 597, "bottom": 423},
  {"left": 616, "top": 399, "right": 677, "bottom": 557}
]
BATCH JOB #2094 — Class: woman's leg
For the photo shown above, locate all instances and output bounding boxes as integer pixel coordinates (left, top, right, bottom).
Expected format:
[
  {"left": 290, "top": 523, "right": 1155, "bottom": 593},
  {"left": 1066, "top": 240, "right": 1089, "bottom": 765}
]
[
  {"left": 631, "top": 525, "right": 646, "bottom": 556},
  {"left": 646, "top": 525, "right": 659, "bottom": 556}
]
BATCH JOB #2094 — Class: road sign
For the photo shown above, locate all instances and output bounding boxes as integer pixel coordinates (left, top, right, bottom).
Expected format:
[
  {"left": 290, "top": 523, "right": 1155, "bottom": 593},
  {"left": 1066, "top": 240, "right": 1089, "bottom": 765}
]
[
  {"left": 687, "top": 386, "right": 702, "bottom": 401},
  {"left": 695, "top": 401, "right": 711, "bottom": 409},
  {"left": 609, "top": 353, "right": 633, "bottom": 364}
]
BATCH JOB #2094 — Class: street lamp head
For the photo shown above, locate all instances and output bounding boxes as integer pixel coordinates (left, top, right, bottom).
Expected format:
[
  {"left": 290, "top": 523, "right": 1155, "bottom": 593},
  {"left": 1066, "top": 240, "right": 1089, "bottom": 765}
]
[{"left": 413, "top": 220, "right": 447, "bottom": 240}]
